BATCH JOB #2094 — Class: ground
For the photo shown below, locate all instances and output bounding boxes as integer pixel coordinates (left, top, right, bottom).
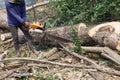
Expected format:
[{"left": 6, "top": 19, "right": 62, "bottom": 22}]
[{"left": 0, "top": 37, "right": 120, "bottom": 80}]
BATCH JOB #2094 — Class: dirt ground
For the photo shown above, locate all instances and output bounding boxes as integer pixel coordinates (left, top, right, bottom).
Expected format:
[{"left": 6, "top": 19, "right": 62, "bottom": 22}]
[{"left": 0, "top": 37, "right": 120, "bottom": 80}]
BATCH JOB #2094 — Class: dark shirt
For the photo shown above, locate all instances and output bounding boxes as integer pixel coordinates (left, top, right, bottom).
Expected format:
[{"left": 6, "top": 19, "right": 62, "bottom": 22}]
[{"left": 5, "top": 0, "right": 26, "bottom": 26}]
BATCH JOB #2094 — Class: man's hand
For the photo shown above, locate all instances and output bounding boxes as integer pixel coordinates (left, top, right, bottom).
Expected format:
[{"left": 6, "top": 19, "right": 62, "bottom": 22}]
[
  {"left": 24, "top": 21, "right": 30, "bottom": 28},
  {"left": 23, "top": 21, "right": 30, "bottom": 31}
]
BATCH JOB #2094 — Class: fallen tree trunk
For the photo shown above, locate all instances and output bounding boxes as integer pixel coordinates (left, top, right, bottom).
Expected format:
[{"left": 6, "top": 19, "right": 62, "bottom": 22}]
[
  {"left": 1, "top": 23, "right": 94, "bottom": 46},
  {"left": 88, "top": 21, "right": 120, "bottom": 51},
  {"left": 30, "top": 23, "right": 95, "bottom": 46}
]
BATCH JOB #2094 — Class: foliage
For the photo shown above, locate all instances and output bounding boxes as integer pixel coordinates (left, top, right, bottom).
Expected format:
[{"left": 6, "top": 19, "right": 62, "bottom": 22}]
[
  {"left": 7, "top": 49, "right": 14, "bottom": 58},
  {"left": 23, "top": 68, "right": 59, "bottom": 80},
  {"left": 45, "top": 75, "right": 59, "bottom": 80},
  {"left": 70, "top": 24, "right": 83, "bottom": 53},
  {"left": 46, "top": 0, "right": 120, "bottom": 27}
]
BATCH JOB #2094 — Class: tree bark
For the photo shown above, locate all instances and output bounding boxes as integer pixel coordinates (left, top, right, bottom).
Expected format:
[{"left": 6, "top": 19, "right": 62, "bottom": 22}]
[{"left": 31, "top": 23, "right": 95, "bottom": 46}]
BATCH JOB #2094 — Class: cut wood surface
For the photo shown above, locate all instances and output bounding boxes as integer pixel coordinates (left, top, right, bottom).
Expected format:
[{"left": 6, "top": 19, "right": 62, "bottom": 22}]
[
  {"left": 0, "top": 29, "right": 25, "bottom": 43},
  {"left": 92, "top": 31, "right": 120, "bottom": 51},
  {"left": 88, "top": 21, "right": 120, "bottom": 51},
  {"left": 88, "top": 21, "right": 120, "bottom": 37},
  {"left": 1, "top": 33, "right": 12, "bottom": 41}
]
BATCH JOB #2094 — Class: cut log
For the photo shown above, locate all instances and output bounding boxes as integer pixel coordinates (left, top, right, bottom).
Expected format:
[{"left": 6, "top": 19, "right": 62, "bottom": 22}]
[
  {"left": 88, "top": 21, "right": 120, "bottom": 51},
  {"left": 88, "top": 21, "right": 120, "bottom": 37},
  {"left": 92, "top": 31, "right": 120, "bottom": 51},
  {"left": 0, "top": 29, "right": 26, "bottom": 44},
  {"left": 1, "top": 33, "right": 12, "bottom": 41}
]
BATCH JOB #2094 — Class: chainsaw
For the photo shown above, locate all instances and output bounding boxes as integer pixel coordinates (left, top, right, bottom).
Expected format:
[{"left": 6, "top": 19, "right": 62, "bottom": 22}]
[{"left": 29, "top": 22, "right": 46, "bottom": 33}]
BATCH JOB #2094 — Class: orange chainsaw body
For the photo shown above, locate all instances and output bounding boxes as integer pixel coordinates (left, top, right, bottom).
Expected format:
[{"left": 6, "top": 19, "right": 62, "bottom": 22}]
[{"left": 31, "top": 22, "right": 44, "bottom": 29}]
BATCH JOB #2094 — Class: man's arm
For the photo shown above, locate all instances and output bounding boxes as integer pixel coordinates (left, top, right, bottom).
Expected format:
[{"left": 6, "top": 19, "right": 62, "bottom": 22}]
[
  {"left": 21, "top": 0, "right": 27, "bottom": 22},
  {"left": 6, "top": 7, "right": 25, "bottom": 24}
]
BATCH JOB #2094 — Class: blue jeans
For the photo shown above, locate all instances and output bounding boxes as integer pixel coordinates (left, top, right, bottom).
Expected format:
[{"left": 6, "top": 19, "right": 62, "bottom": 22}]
[{"left": 9, "top": 24, "right": 34, "bottom": 53}]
